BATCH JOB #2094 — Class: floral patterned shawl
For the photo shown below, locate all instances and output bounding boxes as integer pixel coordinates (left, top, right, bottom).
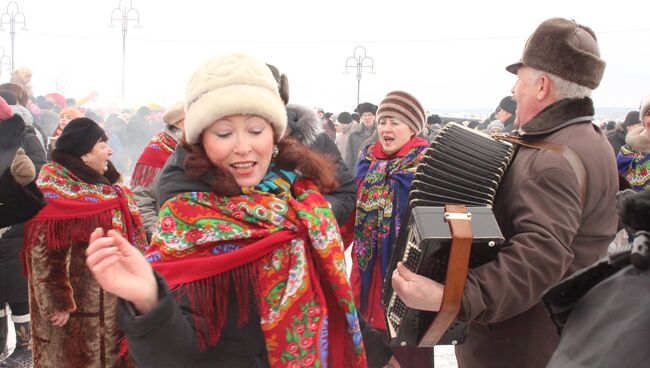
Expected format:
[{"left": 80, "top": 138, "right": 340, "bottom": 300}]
[
  {"left": 145, "top": 167, "right": 367, "bottom": 367},
  {"left": 353, "top": 137, "right": 428, "bottom": 314}
]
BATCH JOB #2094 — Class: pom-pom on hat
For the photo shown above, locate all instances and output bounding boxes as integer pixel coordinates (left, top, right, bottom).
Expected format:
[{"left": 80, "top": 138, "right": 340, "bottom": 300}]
[
  {"left": 184, "top": 53, "right": 288, "bottom": 144},
  {"left": 376, "top": 90, "right": 426, "bottom": 134},
  {"left": 55, "top": 118, "right": 107, "bottom": 158}
]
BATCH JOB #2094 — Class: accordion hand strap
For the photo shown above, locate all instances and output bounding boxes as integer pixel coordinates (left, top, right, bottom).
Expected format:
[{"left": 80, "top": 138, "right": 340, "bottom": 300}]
[
  {"left": 419, "top": 204, "right": 474, "bottom": 347},
  {"left": 499, "top": 135, "right": 587, "bottom": 207}
]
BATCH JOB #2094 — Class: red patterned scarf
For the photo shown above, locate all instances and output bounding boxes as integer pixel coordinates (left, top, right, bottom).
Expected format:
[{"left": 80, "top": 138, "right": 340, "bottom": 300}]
[
  {"left": 24, "top": 162, "right": 148, "bottom": 254},
  {"left": 130, "top": 130, "right": 178, "bottom": 187},
  {"left": 146, "top": 177, "right": 367, "bottom": 367}
]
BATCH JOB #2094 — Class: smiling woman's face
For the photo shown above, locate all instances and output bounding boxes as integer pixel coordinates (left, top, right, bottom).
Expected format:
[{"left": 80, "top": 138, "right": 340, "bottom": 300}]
[{"left": 201, "top": 114, "right": 275, "bottom": 188}]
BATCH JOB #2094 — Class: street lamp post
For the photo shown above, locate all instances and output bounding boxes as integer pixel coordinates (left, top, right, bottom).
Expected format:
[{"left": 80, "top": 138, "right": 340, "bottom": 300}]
[
  {"left": 0, "top": 1, "right": 26, "bottom": 70},
  {"left": 345, "top": 46, "right": 374, "bottom": 107},
  {"left": 0, "top": 46, "right": 11, "bottom": 81},
  {"left": 111, "top": 0, "right": 140, "bottom": 100}
]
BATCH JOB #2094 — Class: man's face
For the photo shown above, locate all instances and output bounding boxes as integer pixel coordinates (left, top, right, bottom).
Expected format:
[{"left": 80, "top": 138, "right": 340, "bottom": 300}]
[
  {"left": 512, "top": 67, "right": 542, "bottom": 129},
  {"left": 496, "top": 107, "right": 511, "bottom": 123},
  {"left": 361, "top": 112, "right": 375, "bottom": 128}
]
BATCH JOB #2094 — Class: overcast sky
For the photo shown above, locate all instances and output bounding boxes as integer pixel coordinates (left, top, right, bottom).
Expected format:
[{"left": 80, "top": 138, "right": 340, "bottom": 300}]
[{"left": 5, "top": 0, "right": 650, "bottom": 116}]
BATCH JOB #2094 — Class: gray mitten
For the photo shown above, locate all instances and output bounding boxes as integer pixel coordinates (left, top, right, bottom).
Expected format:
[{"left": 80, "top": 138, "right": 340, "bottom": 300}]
[{"left": 10, "top": 148, "right": 36, "bottom": 186}]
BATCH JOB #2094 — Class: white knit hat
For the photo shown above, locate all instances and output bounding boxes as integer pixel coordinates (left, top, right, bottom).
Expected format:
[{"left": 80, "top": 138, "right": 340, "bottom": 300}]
[
  {"left": 640, "top": 95, "right": 650, "bottom": 120},
  {"left": 184, "top": 53, "right": 287, "bottom": 144}
]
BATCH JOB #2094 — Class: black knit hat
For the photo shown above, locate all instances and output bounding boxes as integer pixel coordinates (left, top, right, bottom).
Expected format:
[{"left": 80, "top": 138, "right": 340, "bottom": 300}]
[
  {"left": 426, "top": 114, "right": 442, "bottom": 125},
  {"left": 55, "top": 118, "right": 107, "bottom": 157},
  {"left": 623, "top": 111, "right": 640, "bottom": 127},
  {"left": 355, "top": 102, "right": 377, "bottom": 116},
  {"left": 499, "top": 96, "right": 517, "bottom": 114},
  {"left": 337, "top": 111, "right": 353, "bottom": 124}
]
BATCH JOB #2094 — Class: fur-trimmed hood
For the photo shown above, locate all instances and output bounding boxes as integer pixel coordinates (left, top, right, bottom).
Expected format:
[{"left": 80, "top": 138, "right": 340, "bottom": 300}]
[
  {"left": 625, "top": 126, "right": 650, "bottom": 153},
  {"left": 286, "top": 104, "right": 324, "bottom": 147},
  {"left": 50, "top": 150, "right": 121, "bottom": 185}
]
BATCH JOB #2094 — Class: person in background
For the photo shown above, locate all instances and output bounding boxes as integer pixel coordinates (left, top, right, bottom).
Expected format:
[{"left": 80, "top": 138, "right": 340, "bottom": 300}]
[
  {"left": 9, "top": 68, "right": 32, "bottom": 96},
  {"left": 86, "top": 53, "right": 392, "bottom": 368},
  {"left": 496, "top": 96, "right": 517, "bottom": 132},
  {"left": 607, "top": 110, "right": 639, "bottom": 155},
  {"left": 335, "top": 111, "right": 354, "bottom": 159},
  {"left": 49, "top": 107, "right": 84, "bottom": 150},
  {"left": 617, "top": 98, "right": 650, "bottom": 192},
  {"left": 392, "top": 17, "right": 618, "bottom": 368},
  {"left": 351, "top": 90, "right": 432, "bottom": 367},
  {"left": 131, "top": 102, "right": 185, "bottom": 241},
  {"left": 266, "top": 63, "right": 356, "bottom": 227},
  {"left": 0, "top": 95, "right": 47, "bottom": 368},
  {"left": 486, "top": 119, "right": 505, "bottom": 135},
  {"left": 345, "top": 102, "right": 377, "bottom": 170},
  {"left": 23, "top": 118, "right": 147, "bottom": 368},
  {"left": 421, "top": 114, "right": 442, "bottom": 142}
]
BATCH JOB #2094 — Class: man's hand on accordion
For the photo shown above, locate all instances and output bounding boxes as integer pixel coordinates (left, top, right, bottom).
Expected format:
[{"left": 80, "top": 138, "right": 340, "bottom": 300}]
[{"left": 392, "top": 262, "right": 444, "bottom": 311}]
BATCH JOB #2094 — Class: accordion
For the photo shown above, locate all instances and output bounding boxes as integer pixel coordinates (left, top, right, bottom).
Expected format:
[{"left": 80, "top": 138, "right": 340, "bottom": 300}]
[{"left": 382, "top": 123, "right": 517, "bottom": 347}]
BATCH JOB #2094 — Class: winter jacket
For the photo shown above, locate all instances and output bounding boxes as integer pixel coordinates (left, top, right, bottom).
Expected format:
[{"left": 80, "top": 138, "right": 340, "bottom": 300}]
[
  {"left": 335, "top": 123, "right": 353, "bottom": 161},
  {"left": 0, "top": 114, "right": 46, "bottom": 305},
  {"left": 546, "top": 263, "right": 650, "bottom": 368},
  {"left": 455, "top": 97, "right": 619, "bottom": 368},
  {"left": 616, "top": 126, "right": 650, "bottom": 192},
  {"left": 0, "top": 168, "right": 45, "bottom": 228},
  {"left": 119, "top": 149, "right": 392, "bottom": 368},
  {"left": 344, "top": 123, "right": 376, "bottom": 171},
  {"left": 606, "top": 126, "right": 626, "bottom": 155}
]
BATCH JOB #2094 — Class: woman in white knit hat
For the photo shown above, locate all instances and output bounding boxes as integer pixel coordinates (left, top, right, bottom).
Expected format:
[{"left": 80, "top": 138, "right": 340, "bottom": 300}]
[{"left": 85, "top": 53, "right": 393, "bottom": 367}]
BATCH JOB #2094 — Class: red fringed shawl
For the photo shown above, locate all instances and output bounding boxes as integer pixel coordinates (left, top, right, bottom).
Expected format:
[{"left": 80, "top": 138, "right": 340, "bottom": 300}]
[
  {"left": 130, "top": 130, "right": 178, "bottom": 187},
  {"left": 146, "top": 178, "right": 367, "bottom": 367},
  {"left": 23, "top": 162, "right": 148, "bottom": 260}
]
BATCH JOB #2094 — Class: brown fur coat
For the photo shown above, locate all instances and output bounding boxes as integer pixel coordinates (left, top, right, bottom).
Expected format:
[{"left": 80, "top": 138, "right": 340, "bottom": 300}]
[{"left": 26, "top": 152, "right": 134, "bottom": 368}]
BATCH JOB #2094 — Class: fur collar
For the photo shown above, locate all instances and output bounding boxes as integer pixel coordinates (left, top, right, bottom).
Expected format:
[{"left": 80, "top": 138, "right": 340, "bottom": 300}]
[
  {"left": 0, "top": 114, "right": 25, "bottom": 146},
  {"left": 520, "top": 97, "right": 595, "bottom": 137},
  {"left": 625, "top": 127, "right": 650, "bottom": 153},
  {"left": 286, "top": 104, "right": 323, "bottom": 147},
  {"left": 50, "top": 150, "right": 121, "bottom": 185}
]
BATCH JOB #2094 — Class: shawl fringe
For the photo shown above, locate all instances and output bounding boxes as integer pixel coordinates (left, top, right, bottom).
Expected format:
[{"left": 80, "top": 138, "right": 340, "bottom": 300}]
[
  {"left": 173, "top": 258, "right": 262, "bottom": 351},
  {"left": 130, "top": 163, "right": 162, "bottom": 188}
]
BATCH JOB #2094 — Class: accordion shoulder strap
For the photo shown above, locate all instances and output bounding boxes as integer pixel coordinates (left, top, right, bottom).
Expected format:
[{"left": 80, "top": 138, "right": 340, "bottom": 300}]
[
  {"left": 502, "top": 136, "right": 587, "bottom": 207},
  {"left": 419, "top": 204, "right": 474, "bottom": 347}
]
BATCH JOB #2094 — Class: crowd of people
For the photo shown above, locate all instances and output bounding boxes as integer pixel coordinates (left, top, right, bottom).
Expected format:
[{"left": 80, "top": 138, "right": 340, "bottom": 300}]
[{"left": 0, "top": 15, "right": 649, "bottom": 368}]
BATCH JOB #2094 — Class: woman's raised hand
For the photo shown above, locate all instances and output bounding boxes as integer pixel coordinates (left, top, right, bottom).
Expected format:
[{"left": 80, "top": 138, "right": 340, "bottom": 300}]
[{"left": 86, "top": 228, "right": 159, "bottom": 314}]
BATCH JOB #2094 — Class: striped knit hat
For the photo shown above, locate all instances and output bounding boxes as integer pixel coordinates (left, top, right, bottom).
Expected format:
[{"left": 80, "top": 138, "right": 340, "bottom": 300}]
[{"left": 376, "top": 90, "right": 425, "bottom": 134}]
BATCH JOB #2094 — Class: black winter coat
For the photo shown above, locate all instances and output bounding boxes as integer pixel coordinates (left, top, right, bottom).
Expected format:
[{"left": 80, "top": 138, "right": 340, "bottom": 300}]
[
  {"left": 546, "top": 263, "right": 650, "bottom": 367},
  {"left": 0, "top": 114, "right": 47, "bottom": 304}
]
